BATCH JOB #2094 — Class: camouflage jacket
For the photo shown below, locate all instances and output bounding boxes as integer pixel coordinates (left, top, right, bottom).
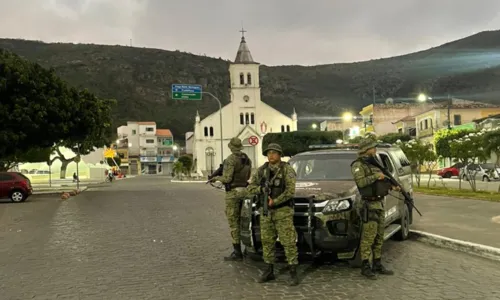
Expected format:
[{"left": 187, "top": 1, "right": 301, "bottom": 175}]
[
  {"left": 351, "top": 154, "right": 384, "bottom": 210},
  {"left": 213, "top": 151, "right": 243, "bottom": 184},
  {"left": 247, "top": 161, "right": 296, "bottom": 207}
]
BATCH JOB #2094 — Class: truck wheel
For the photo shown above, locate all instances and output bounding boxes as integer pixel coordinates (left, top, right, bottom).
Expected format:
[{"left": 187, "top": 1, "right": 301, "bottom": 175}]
[{"left": 393, "top": 204, "right": 410, "bottom": 241}]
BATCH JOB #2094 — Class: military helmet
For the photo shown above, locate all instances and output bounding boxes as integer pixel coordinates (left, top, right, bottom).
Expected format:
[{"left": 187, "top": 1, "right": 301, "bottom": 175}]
[
  {"left": 228, "top": 137, "right": 243, "bottom": 151},
  {"left": 263, "top": 143, "right": 283, "bottom": 156},
  {"left": 358, "top": 138, "right": 378, "bottom": 153}
]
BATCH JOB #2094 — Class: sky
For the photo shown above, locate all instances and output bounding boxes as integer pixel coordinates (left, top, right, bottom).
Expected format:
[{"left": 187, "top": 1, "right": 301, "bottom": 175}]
[{"left": 1, "top": 0, "right": 500, "bottom": 66}]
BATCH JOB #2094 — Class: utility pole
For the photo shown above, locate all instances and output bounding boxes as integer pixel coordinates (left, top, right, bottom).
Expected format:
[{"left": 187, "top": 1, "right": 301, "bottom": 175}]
[{"left": 447, "top": 94, "right": 451, "bottom": 129}]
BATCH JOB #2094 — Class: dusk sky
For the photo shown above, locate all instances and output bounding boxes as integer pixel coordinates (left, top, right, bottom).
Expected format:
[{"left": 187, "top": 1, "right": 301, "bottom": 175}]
[{"left": 1, "top": 0, "right": 500, "bottom": 66}]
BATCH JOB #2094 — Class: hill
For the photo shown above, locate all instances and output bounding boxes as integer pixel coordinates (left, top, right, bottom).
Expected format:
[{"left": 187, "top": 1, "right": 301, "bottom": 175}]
[{"left": 2, "top": 30, "right": 500, "bottom": 138}]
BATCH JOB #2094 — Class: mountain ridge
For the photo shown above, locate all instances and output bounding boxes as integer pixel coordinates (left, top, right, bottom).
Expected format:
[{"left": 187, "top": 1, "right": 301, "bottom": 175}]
[{"left": 1, "top": 29, "right": 500, "bottom": 138}]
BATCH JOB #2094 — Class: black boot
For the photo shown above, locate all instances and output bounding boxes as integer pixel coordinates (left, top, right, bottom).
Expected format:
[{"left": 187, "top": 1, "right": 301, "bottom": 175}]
[
  {"left": 258, "top": 264, "right": 276, "bottom": 283},
  {"left": 372, "top": 258, "right": 394, "bottom": 275},
  {"left": 288, "top": 265, "right": 299, "bottom": 286},
  {"left": 361, "top": 260, "right": 376, "bottom": 279},
  {"left": 223, "top": 244, "right": 243, "bottom": 261}
]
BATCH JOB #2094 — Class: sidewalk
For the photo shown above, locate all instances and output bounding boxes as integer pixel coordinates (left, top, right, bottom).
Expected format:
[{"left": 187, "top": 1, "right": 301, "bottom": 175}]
[
  {"left": 412, "top": 193, "right": 500, "bottom": 248},
  {"left": 33, "top": 186, "right": 88, "bottom": 195}
]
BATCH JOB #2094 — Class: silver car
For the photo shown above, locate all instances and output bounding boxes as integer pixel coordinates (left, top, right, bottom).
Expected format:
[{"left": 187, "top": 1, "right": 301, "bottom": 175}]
[{"left": 461, "top": 163, "right": 500, "bottom": 182}]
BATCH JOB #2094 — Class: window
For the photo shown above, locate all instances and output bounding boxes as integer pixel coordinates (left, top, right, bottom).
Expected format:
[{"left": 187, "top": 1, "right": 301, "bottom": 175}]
[
  {"left": 420, "top": 121, "right": 423, "bottom": 130},
  {"left": 158, "top": 138, "right": 161, "bottom": 143},
  {"left": 379, "top": 153, "right": 395, "bottom": 174},
  {"left": 240, "top": 113, "right": 244, "bottom": 125},
  {"left": 398, "top": 128, "right": 403, "bottom": 133},
  {"left": 209, "top": 126, "right": 214, "bottom": 137},
  {"left": 146, "top": 139, "right": 154, "bottom": 144},
  {"left": 239, "top": 73, "right": 244, "bottom": 85},
  {"left": 424, "top": 119, "right": 428, "bottom": 129},
  {"left": 204, "top": 127, "right": 208, "bottom": 137},
  {"left": 132, "top": 130, "right": 136, "bottom": 135},
  {"left": 245, "top": 113, "right": 249, "bottom": 124},
  {"left": 146, "top": 127, "right": 154, "bottom": 132},
  {"left": 289, "top": 153, "right": 357, "bottom": 181},
  {"left": 250, "top": 113, "right": 255, "bottom": 124},
  {"left": 281, "top": 125, "right": 285, "bottom": 132},
  {"left": 247, "top": 73, "right": 252, "bottom": 84},
  {"left": 454, "top": 114, "right": 462, "bottom": 125},
  {"left": 286, "top": 125, "right": 290, "bottom": 132}
]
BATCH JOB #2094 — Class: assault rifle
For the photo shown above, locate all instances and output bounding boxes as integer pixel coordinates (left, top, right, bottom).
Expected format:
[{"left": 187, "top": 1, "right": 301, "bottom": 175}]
[
  {"left": 261, "top": 169, "right": 270, "bottom": 217},
  {"left": 364, "top": 157, "right": 423, "bottom": 217},
  {"left": 207, "top": 163, "right": 223, "bottom": 182}
]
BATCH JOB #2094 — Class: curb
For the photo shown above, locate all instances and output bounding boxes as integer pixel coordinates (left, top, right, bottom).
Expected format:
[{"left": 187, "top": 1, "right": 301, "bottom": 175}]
[
  {"left": 33, "top": 186, "right": 89, "bottom": 196},
  {"left": 170, "top": 180, "right": 206, "bottom": 183},
  {"left": 410, "top": 229, "right": 500, "bottom": 262}
]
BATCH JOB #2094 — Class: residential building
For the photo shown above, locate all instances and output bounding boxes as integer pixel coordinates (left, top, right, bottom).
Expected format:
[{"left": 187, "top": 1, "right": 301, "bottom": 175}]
[
  {"left": 191, "top": 32, "right": 298, "bottom": 175},
  {"left": 392, "top": 116, "right": 417, "bottom": 137},
  {"left": 359, "top": 102, "right": 434, "bottom": 136},
  {"left": 473, "top": 113, "right": 500, "bottom": 130},
  {"left": 116, "top": 121, "right": 175, "bottom": 175}
]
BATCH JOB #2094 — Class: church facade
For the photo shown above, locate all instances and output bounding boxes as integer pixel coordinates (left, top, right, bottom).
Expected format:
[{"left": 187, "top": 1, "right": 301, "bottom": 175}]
[{"left": 191, "top": 32, "right": 297, "bottom": 175}]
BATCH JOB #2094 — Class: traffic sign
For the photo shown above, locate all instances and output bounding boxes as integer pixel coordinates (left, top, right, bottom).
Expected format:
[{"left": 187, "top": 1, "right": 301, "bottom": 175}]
[
  {"left": 171, "top": 84, "right": 202, "bottom": 100},
  {"left": 248, "top": 136, "right": 259, "bottom": 146}
]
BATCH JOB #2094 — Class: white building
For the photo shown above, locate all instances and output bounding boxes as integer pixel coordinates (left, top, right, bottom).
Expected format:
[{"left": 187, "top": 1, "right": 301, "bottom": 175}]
[
  {"left": 117, "top": 121, "right": 175, "bottom": 175},
  {"left": 191, "top": 32, "right": 298, "bottom": 175}
]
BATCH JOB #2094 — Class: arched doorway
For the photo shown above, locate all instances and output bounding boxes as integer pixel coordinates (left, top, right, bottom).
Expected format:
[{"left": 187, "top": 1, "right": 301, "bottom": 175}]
[{"left": 205, "top": 147, "right": 215, "bottom": 174}]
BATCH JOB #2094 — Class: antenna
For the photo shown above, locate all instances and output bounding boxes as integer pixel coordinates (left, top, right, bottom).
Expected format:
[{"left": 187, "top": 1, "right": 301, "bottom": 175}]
[{"left": 385, "top": 97, "right": 394, "bottom": 104}]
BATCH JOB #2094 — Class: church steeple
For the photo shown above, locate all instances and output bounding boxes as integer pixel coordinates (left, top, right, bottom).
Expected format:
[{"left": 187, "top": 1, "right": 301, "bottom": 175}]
[{"left": 234, "top": 28, "right": 256, "bottom": 64}]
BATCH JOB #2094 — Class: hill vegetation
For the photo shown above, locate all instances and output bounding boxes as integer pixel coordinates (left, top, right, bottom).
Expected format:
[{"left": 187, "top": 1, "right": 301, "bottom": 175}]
[{"left": 2, "top": 30, "right": 500, "bottom": 138}]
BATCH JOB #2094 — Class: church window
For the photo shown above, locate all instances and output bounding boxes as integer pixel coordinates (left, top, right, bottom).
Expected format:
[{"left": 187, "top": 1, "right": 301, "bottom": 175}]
[
  {"left": 286, "top": 125, "right": 290, "bottom": 132},
  {"left": 281, "top": 125, "right": 285, "bottom": 132},
  {"left": 204, "top": 127, "right": 208, "bottom": 137},
  {"left": 250, "top": 113, "right": 255, "bottom": 124},
  {"left": 247, "top": 73, "right": 252, "bottom": 85},
  {"left": 239, "top": 73, "right": 244, "bottom": 85},
  {"left": 240, "top": 113, "right": 244, "bottom": 125},
  {"left": 245, "top": 113, "right": 249, "bottom": 124},
  {"left": 209, "top": 126, "right": 214, "bottom": 137}
]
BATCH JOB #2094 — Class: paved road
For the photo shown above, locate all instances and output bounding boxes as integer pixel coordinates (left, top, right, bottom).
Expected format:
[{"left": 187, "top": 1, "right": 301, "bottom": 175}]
[
  {"left": 419, "top": 176, "right": 500, "bottom": 192},
  {"left": 412, "top": 193, "right": 500, "bottom": 248},
  {"left": 1, "top": 177, "right": 500, "bottom": 300}
]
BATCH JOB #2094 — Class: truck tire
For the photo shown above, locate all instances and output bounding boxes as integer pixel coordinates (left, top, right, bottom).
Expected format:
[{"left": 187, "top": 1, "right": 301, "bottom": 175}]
[{"left": 393, "top": 204, "right": 410, "bottom": 241}]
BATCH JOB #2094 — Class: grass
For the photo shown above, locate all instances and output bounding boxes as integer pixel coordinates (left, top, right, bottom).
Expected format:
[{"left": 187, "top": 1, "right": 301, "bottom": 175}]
[{"left": 414, "top": 186, "right": 500, "bottom": 202}]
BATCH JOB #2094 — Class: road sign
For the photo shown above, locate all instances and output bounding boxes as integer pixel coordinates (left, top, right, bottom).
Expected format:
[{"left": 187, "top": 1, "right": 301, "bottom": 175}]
[
  {"left": 171, "top": 84, "right": 202, "bottom": 100},
  {"left": 248, "top": 136, "right": 259, "bottom": 146}
]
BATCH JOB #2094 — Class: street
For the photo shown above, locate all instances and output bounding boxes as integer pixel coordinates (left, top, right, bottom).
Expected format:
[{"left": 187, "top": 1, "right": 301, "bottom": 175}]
[
  {"left": 417, "top": 175, "right": 500, "bottom": 192},
  {"left": 1, "top": 177, "right": 500, "bottom": 300}
]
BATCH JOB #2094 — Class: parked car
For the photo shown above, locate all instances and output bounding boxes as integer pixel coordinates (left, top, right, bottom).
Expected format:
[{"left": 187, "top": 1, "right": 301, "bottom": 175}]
[
  {"left": 437, "top": 162, "right": 463, "bottom": 178},
  {"left": 0, "top": 172, "right": 33, "bottom": 202},
  {"left": 461, "top": 163, "right": 500, "bottom": 182},
  {"left": 239, "top": 144, "right": 415, "bottom": 267}
]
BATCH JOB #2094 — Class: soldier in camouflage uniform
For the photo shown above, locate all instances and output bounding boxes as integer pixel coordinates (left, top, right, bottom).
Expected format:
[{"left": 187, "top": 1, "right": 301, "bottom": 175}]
[
  {"left": 350, "top": 138, "right": 396, "bottom": 279},
  {"left": 209, "top": 137, "right": 252, "bottom": 261},
  {"left": 246, "top": 143, "right": 299, "bottom": 286}
]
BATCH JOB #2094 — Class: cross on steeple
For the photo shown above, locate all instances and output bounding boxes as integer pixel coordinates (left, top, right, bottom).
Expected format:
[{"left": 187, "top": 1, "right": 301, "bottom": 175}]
[{"left": 240, "top": 27, "right": 247, "bottom": 38}]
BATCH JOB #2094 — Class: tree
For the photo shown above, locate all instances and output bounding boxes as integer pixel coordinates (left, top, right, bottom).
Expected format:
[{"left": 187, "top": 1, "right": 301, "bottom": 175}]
[
  {"left": 449, "top": 131, "right": 488, "bottom": 191},
  {"left": 178, "top": 155, "right": 193, "bottom": 174},
  {"left": 0, "top": 49, "right": 77, "bottom": 159},
  {"left": 378, "top": 133, "right": 412, "bottom": 144},
  {"left": 0, "top": 147, "right": 54, "bottom": 171},
  {"left": 397, "top": 139, "right": 436, "bottom": 187},
  {"left": 263, "top": 131, "right": 343, "bottom": 156},
  {"left": 51, "top": 90, "right": 116, "bottom": 178},
  {"left": 434, "top": 128, "right": 474, "bottom": 160}
]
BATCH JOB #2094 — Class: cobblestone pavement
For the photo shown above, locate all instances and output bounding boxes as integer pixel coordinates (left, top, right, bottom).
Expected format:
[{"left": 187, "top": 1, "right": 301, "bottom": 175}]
[{"left": 1, "top": 177, "right": 500, "bottom": 300}]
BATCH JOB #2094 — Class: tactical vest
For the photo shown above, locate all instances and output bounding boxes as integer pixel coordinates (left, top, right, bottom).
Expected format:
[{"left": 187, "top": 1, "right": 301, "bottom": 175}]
[
  {"left": 230, "top": 153, "right": 252, "bottom": 188},
  {"left": 260, "top": 162, "right": 293, "bottom": 207},
  {"left": 352, "top": 158, "right": 391, "bottom": 199}
]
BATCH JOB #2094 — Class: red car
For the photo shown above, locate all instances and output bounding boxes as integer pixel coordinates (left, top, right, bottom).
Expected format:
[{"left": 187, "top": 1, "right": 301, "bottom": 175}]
[
  {"left": 0, "top": 172, "right": 33, "bottom": 202},
  {"left": 437, "top": 163, "right": 464, "bottom": 178}
]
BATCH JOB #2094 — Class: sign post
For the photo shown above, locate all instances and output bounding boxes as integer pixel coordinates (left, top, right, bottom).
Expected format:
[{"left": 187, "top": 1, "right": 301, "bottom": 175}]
[{"left": 172, "top": 84, "right": 224, "bottom": 163}]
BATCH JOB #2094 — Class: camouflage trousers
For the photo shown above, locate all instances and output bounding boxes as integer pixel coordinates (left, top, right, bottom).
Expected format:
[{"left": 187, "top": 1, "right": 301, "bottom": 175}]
[
  {"left": 359, "top": 207, "right": 385, "bottom": 261},
  {"left": 260, "top": 206, "right": 299, "bottom": 265},
  {"left": 225, "top": 188, "right": 245, "bottom": 244}
]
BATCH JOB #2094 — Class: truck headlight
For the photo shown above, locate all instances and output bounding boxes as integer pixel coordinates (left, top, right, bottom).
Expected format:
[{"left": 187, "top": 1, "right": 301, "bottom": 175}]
[{"left": 322, "top": 198, "right": 353, "bottom": 215}]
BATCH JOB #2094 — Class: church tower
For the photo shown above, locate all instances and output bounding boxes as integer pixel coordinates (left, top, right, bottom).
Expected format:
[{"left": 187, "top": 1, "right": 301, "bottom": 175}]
[{"left": 229, "top": 29, "right": 261, "bottom": 108}]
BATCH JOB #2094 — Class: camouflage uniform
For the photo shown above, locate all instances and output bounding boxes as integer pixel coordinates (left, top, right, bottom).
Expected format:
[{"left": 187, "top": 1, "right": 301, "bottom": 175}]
[
  {"left": 351, "top": 139, "right": 394, "bottom": 279},
  {"left": 246, "top": 143, "right": 299, "bottom": 286},
  {"left": 211, "top": 137, "right": 252, "bottom": 261}
]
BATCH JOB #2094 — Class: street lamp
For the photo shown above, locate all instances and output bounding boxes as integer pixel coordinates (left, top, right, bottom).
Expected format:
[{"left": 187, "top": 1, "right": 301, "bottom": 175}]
[
  {"left": 173, "top": 145, "right": 180, "bottom": 158},
  {"left": 342, "top": 112, "right": 353, "bottom": 122},
  {"left": 417, "top": 93, "right": 427, "bottom": 102},
  {"left": 311, "top": 123, "right": 318, "bottom": 130},
  {"left": 417, "top": 93, "right": 451, "bottom": 129}
]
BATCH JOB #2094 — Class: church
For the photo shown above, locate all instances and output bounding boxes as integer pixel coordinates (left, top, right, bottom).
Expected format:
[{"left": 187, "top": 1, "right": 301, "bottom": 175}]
[{"left": 189, "top": 30, "right": 298, "bottom": 175}]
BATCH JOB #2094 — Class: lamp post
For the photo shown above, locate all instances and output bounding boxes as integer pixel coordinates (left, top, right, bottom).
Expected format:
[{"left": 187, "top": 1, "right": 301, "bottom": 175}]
[{"left": 311, "top": 123, "right": 318, "bottom": 130}]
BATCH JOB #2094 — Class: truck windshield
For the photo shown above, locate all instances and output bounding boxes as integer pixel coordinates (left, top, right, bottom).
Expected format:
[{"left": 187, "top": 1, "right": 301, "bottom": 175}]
[{"left": 289, "top": 153, "right": 357, "bottom": 181}]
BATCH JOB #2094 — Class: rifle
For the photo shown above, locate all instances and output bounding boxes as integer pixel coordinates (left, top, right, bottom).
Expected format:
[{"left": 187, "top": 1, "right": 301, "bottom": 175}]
[
  {"left": 261, "top": 168, "right": 270, "bottom": 217},
  {"left": 364, "top": 157, "right": 423, "bottom": 217},
  {"left": 207, "top": 163, "right": 224, "bottom": 181}
]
